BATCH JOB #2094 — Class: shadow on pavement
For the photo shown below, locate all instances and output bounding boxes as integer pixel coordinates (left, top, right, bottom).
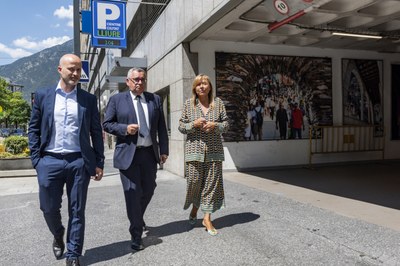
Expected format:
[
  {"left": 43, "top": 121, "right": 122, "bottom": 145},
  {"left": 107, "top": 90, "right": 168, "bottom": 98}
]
[
  {"left": 82, "top": 240, "right": 131, "bottom": 265},
  {"left": 146, "top": 212, "right": 260, "bottom": 237},
  {"left": 214, "top": 212, "right": 260, "bottom": 229},
  {"left": 245, "top": 161, "right": 400, "bottom": 210},
  {"left": 147, "top": 219, "right": 195, "bottom": 237},
  {"left": 81, "top": 212, "right": 259, "bottom": 264}
]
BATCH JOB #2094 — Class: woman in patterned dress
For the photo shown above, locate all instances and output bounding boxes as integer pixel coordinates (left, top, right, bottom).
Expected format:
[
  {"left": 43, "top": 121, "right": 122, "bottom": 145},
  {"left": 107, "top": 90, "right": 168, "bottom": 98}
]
[{"left": 178, "top": 74, "right": 229, "bottom": 236}]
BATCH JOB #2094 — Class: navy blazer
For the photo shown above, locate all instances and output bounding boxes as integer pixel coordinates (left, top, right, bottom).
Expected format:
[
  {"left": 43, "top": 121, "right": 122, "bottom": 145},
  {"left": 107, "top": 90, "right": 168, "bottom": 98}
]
[
  {"left": 102, "top": 91, "right": 169, "bottom": 170},
  {"left": 28, "top": 86, "right": 105, "bottom": 175}
]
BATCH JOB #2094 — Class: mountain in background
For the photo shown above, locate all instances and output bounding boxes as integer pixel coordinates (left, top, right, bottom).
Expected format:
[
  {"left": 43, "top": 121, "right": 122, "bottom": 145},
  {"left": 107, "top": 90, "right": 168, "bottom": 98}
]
[{"left": 0, "top": 39, "right": 73, "bottom": 101}]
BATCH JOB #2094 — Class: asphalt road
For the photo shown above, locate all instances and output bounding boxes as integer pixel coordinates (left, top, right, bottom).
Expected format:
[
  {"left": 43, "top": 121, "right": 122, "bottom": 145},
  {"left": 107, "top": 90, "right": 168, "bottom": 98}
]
[{"left": 1, "top": 160, "right": 400, "bottom": 265}]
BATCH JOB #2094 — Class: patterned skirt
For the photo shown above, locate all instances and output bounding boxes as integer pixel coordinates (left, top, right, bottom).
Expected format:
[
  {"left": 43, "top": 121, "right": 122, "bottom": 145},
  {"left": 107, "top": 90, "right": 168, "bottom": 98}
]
[{"left": 183, "top": 161, "right": 225, "bottom": 213}]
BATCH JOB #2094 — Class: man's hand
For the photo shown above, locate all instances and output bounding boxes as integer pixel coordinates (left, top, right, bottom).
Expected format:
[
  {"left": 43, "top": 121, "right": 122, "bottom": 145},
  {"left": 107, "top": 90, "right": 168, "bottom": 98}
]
[
  {"left": 160, "top": 154, "right": 168, "bottom": 164},
  {"left": 127, "top": 124, "right": 140, "bottom": 135},
  {"left": 91, "top": 167, "right": 103, "bottom": 181}
]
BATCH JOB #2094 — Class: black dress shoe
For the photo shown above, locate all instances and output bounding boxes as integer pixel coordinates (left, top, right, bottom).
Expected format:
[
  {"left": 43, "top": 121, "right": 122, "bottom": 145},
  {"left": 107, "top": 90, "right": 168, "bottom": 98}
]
[
  {"left": 53, "top": 230, "right": 65, "bottom": 259},
  {"left": 143, "top": 222, "right": 148, "bottom": 232},
  {"left": 66, "top": 258, "right": 80, "bottom": 266},
  {"left": 131, "top": 239, "right": 144, "bottom": 251}
]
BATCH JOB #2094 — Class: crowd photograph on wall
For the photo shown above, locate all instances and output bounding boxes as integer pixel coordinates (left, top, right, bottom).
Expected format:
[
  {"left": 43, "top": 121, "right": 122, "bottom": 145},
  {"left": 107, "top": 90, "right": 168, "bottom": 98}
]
[
  {"left": 215, "top": 52, "right": 333, "bottom": 142},
  {"left": 342, "top": 59, "right": 383, "bottom": 137},
  {"left": 216, "top": 53, "right": 385, "bottom": 142}
]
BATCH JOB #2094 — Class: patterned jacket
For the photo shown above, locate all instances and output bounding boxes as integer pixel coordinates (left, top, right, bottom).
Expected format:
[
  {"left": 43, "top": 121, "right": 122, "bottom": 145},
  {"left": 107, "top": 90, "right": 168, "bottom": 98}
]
[{"left": 178, "top": 97, "right": 229, "bottom": 162}]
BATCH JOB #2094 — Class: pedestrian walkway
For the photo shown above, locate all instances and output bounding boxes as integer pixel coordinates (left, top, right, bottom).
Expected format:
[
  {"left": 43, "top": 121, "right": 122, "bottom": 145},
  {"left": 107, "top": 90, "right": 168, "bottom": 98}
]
[{"left": 1, "top": 159, "right": 399, "bottom": 265}]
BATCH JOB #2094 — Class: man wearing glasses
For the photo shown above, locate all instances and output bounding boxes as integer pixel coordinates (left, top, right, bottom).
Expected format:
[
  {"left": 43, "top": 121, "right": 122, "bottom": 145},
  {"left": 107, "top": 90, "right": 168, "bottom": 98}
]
[{"left": 103, "top": 67, "right": 169, "bottom": 251}]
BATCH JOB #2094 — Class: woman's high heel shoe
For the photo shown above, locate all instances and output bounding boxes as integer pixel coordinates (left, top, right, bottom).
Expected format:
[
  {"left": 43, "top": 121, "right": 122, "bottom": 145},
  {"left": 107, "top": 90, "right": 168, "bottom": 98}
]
[{"left": 202, "top": 221, "right": 218, "bottom": 236}]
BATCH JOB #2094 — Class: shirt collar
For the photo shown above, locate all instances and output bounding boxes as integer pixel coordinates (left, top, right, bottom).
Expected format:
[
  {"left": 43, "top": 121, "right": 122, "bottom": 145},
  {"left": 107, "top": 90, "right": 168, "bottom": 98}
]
[
  {"left": 130, "top": 91, "right": 145, "bottom": 101},
  {"left": 56, "top": 80, "right": 77, "bottom": 95}
]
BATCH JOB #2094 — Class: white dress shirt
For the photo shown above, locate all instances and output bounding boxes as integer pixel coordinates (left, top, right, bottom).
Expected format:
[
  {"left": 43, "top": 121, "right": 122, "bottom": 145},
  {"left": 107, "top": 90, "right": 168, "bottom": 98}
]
[{"left": 130, "top": 91, "right": 152, "bottom": 147}]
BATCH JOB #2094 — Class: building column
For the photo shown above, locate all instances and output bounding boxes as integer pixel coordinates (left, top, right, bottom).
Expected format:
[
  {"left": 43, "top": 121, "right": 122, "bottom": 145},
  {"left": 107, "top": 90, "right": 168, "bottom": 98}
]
[{"left": 147, "top": 43, "right": 197, "bottom": 176}]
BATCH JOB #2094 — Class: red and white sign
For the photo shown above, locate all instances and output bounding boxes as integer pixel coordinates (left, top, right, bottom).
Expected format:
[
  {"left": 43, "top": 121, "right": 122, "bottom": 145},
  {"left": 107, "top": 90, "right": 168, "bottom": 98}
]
[
  {"left": 267, "top": 0, "right": 314, "bottom": 21},
  {"left": 266, "top": 0, "right": 330, "bottom": 32},
  {"left": 274, "top": 0, "right": 289, "bottom": 15}
]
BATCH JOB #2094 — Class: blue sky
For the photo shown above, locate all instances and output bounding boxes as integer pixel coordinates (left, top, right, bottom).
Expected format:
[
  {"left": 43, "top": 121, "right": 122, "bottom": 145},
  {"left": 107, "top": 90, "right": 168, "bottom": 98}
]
[{"left": 0, "top": 0, "right": 74, "bottom": 66}]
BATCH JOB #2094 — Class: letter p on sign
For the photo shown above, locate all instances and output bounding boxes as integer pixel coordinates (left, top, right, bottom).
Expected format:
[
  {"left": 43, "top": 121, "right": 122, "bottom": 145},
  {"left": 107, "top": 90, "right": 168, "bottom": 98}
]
[{"left": 97, "top": 3, "right": 120, "bottom": 29}]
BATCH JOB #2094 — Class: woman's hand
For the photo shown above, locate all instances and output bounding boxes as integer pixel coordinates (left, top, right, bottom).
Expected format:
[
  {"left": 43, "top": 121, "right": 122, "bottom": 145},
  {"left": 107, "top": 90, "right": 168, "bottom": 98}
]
[
  {"left": 194, "top": 117, "right": 207, "bottom": 128},
  {"left": 202, "top": 121, "right": 216, "bottom": 133}
]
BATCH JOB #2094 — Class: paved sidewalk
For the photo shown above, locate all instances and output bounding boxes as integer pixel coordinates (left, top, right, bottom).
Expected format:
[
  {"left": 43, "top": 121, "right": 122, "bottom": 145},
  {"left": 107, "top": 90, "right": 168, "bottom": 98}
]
[
  {"left": 1, "top": 162, "right": 400, "bottom": 265},
  {"left": 0, "top": 148, "right": 116, "bottom": 178}
]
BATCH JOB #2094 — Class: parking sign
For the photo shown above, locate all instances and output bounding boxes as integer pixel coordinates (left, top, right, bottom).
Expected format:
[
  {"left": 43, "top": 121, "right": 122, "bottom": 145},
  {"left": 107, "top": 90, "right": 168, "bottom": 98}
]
[{"left": 92, "top": 0, "right": 126, "bottom": 49}]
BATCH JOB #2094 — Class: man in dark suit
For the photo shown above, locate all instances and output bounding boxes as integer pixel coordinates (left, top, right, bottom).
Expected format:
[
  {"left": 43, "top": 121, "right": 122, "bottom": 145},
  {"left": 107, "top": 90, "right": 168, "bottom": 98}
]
[
  {"left": 28, "top": 54, "right": 104, "bottom": 266},
  {"left": 103, "top": 67, "right": 168, "bottom": 251}
]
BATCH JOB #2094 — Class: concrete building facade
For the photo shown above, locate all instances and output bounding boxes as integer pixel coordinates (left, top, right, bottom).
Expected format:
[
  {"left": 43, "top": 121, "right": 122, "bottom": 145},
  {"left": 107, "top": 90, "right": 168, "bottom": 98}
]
[{"left": 80, "top": 0, "right": 400, "bottom": 176}]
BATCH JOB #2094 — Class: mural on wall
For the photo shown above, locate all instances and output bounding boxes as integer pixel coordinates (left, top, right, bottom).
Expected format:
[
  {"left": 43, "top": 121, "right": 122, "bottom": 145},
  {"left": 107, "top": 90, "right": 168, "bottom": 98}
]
[
  {"left": 342, "top": 59, "right": 383, "bottom": 136},
  {"left": 391, "top": 64, "right": 400, "bottom": 140},
  {"left": 215, "top": 52, "right": 333, "bottom": 142}
]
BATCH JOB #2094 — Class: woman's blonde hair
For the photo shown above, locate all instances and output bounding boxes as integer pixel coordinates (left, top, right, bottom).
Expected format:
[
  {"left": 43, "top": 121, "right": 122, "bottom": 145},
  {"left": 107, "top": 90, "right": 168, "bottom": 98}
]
[{"left": 191, "top": 74, "right": 214, "bottom": 108}]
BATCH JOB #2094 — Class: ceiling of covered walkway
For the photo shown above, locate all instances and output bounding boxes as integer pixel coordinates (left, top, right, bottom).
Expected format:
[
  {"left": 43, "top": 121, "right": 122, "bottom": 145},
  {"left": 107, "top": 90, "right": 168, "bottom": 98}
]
[{"left": 196, "top": 0, "right": 400, "bottom": 54}]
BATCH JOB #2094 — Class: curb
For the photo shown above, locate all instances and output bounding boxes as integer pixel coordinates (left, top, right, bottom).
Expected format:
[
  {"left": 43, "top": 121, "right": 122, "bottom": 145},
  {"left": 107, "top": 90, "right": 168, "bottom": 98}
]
[{"left": 0, "top": 169, "right": 37, "bottom": 178}]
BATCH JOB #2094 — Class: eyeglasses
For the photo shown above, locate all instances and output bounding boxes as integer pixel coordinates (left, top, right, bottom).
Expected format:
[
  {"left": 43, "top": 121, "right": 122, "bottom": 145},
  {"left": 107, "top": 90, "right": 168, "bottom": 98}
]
[{"left": 128, "top": 77, "right": 146, "bottom": 84}]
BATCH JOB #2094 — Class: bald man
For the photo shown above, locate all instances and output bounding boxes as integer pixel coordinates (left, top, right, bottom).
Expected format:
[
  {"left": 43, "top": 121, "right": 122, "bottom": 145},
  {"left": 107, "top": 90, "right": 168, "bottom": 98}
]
[{"left": 28, "top": 54, "right": 105, "bottom": 266}]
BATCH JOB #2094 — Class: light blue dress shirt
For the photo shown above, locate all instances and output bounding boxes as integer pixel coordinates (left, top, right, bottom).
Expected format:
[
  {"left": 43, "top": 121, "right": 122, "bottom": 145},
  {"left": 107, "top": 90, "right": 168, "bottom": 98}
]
[{"left": 45, "top": 83, "right": 80, "bottom": 153}]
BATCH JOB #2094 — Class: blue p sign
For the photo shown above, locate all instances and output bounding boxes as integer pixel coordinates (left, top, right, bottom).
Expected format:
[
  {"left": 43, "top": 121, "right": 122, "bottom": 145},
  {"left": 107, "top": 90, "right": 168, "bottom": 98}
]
[
  {"left": 97, "top": 3, "right": 120, "bottom": 29},
  {"left": 92, "top": 0, "right": 126, "bottom": 48}
]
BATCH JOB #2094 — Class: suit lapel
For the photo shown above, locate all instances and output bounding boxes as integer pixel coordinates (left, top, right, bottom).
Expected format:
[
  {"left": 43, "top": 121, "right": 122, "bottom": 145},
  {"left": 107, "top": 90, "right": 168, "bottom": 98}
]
[
  {"left": 143, "top": 92, "right": 154, "bottom": 129},
  {"left": 76, "top": 88, "right": 84, "bottom": 129},
  {"left": 46, "top": 88, "right": 56, "bottom": 129}
]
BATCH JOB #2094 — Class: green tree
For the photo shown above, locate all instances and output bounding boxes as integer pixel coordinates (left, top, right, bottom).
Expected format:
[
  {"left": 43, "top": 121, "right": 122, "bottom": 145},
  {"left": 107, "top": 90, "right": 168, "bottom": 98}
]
[
  {"left": 0, "top": 78, "right": 12, "bottom": 127},
  {"left": 0, "top": 77, "right": 31, "bottom": 128},
  {"left": 9, "top": 91, "right": 31, "bottom": 128},
  {"left": 0, "top": 78, "right": 10, "bottom": 104}
]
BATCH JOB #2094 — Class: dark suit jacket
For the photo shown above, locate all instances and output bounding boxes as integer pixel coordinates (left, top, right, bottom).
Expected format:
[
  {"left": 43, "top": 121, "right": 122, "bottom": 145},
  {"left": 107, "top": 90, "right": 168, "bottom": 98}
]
[
  {"left": 102, "top": 91, "right": 169, "bottom": 170},
  {"left": 28, "top": 86, "right": 105, "bottom": 175}
]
